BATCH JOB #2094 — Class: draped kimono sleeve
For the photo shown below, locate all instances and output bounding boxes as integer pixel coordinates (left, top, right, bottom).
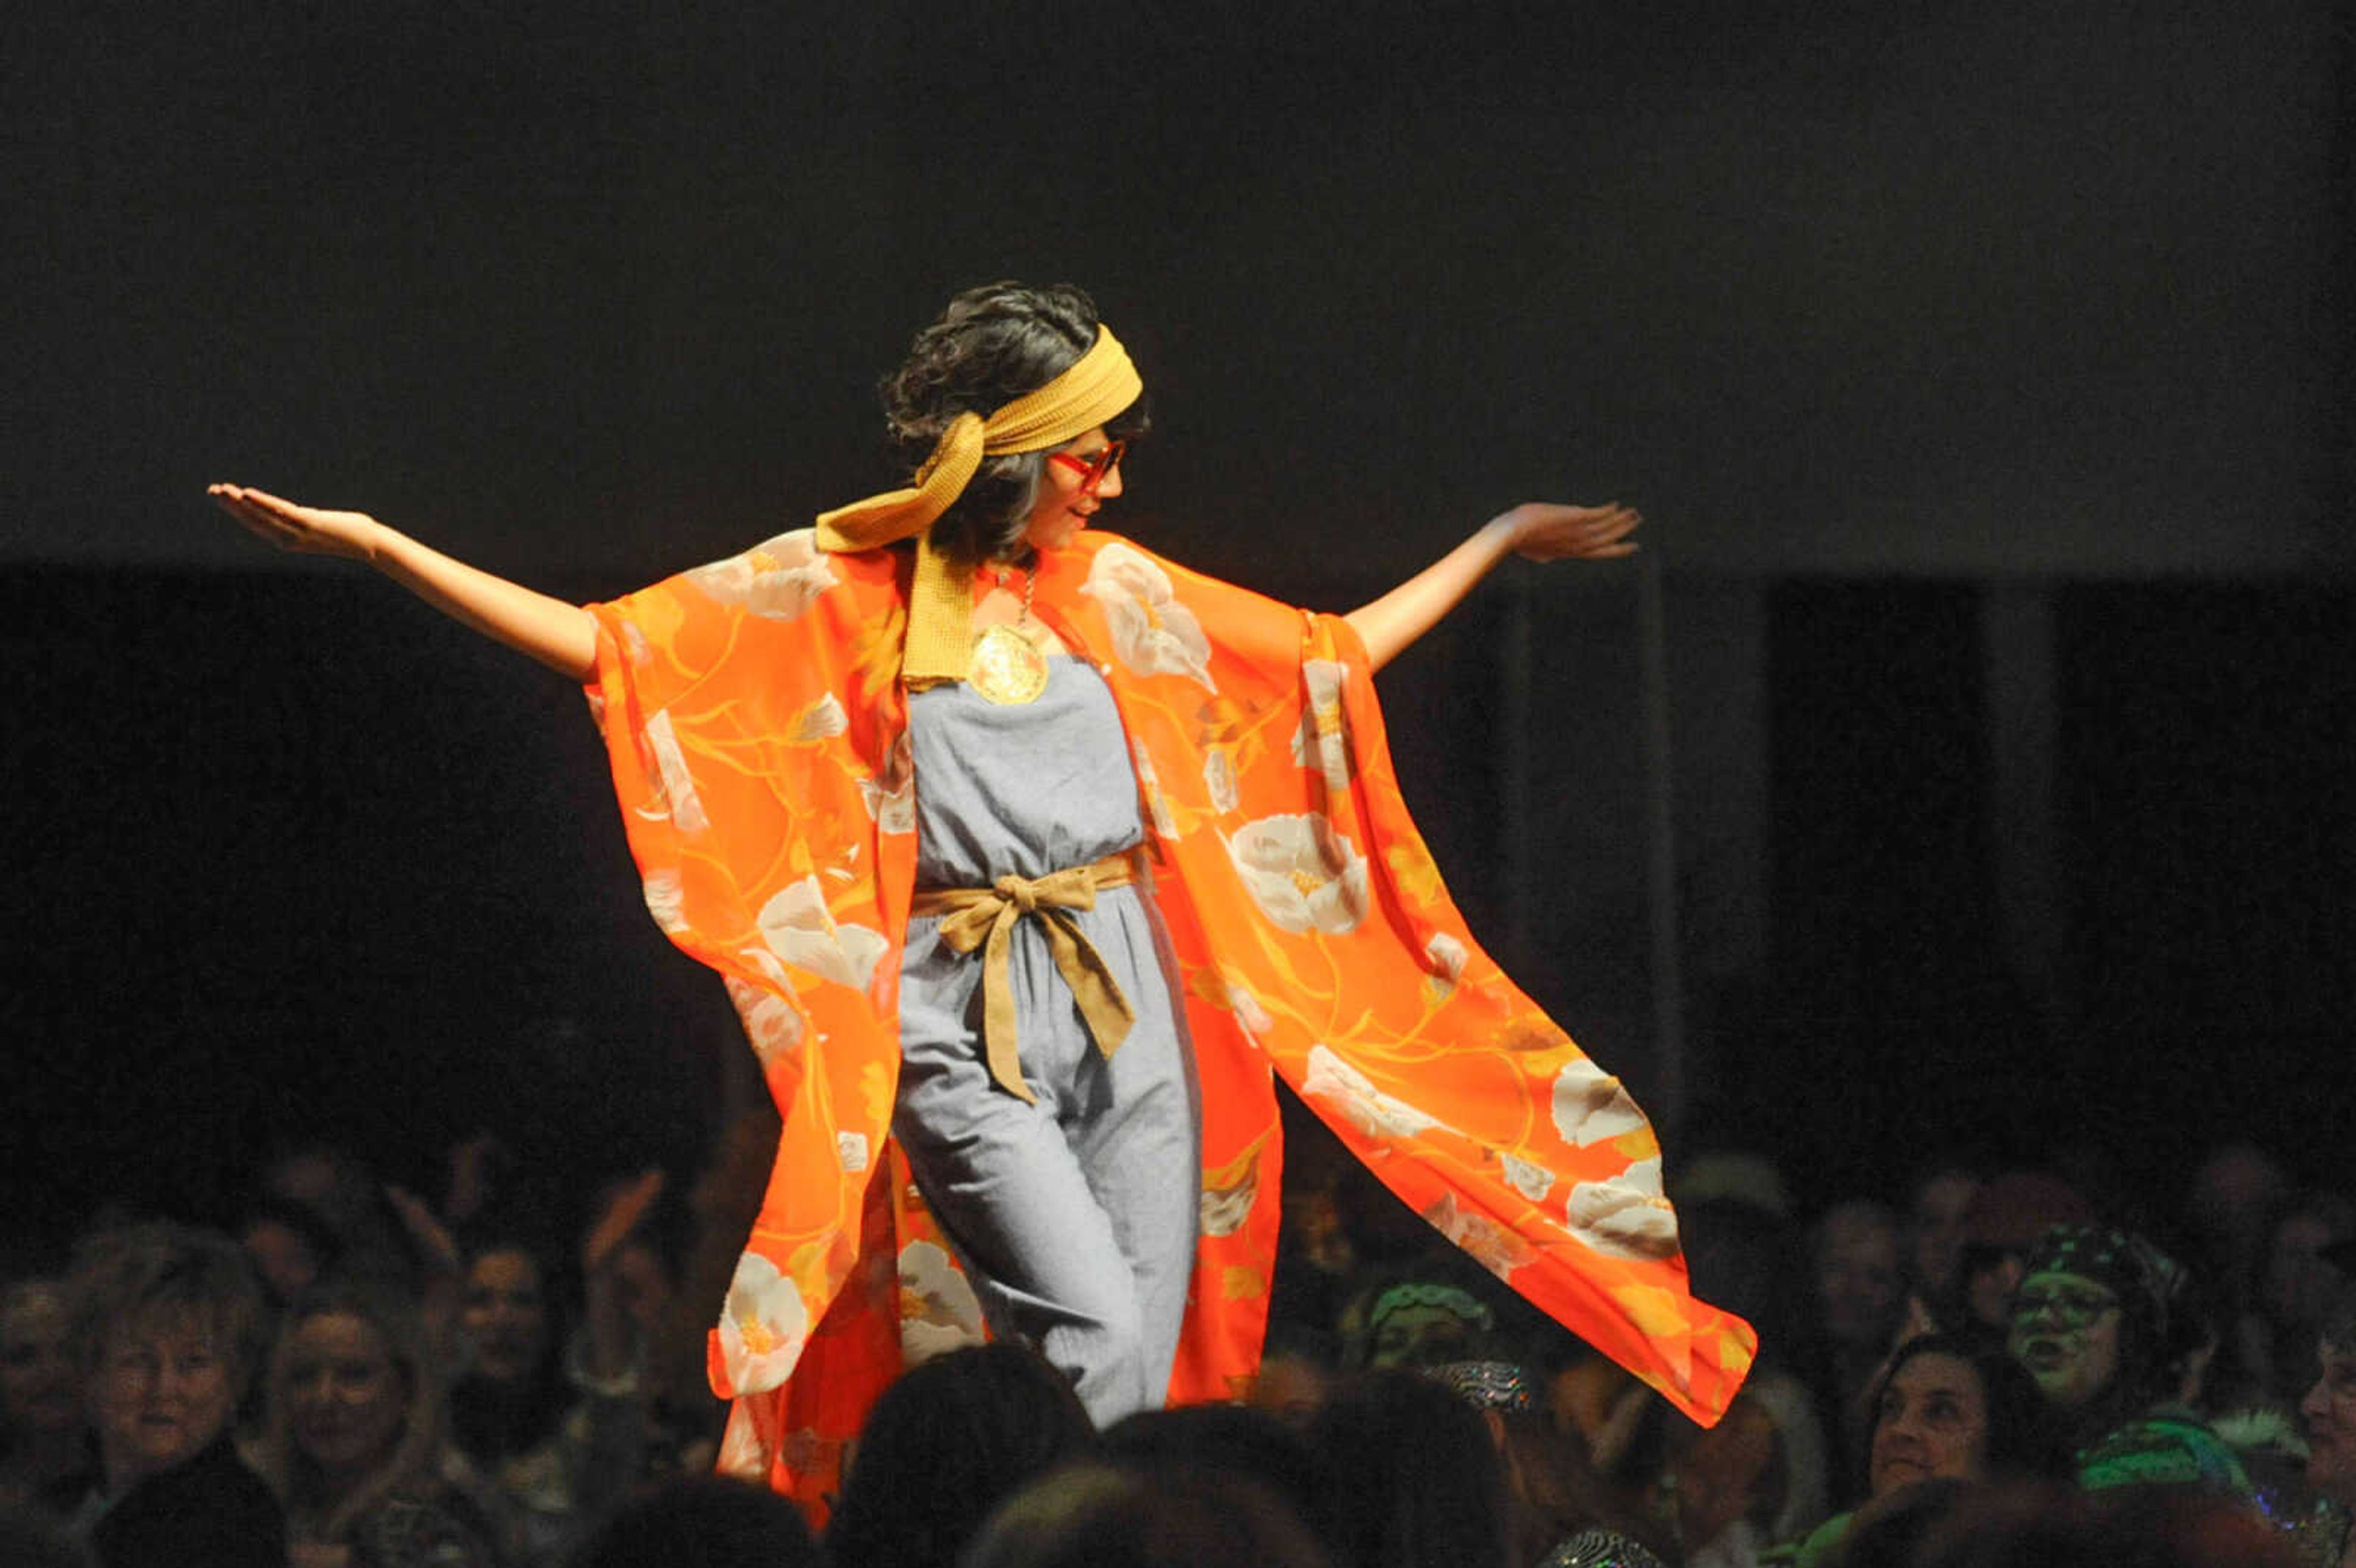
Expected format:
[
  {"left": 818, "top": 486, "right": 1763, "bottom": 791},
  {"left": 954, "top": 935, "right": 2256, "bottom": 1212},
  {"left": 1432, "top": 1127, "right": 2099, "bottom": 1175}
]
[
  {"left": 1041, "top": 535, "right": 1757, "bottom": 1427},
  {"left": 582, "top": 532, "right": 922, "bottom": 1508}
]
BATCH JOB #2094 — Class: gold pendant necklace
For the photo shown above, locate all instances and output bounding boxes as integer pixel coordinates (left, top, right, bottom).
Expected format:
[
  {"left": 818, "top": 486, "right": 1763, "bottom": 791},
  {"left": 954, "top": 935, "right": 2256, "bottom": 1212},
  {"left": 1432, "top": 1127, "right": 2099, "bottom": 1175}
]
[{"left": 968, "top": 564, "right": 1049, "bottom": 705}]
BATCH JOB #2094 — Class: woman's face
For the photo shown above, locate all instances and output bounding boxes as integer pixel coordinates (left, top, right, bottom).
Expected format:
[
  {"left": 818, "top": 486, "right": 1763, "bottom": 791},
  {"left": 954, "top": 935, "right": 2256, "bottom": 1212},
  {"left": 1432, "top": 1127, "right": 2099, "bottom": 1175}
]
[
  {"left": 91, "top": 1311, "right": 237, "bottom": 1486},
  {"left": 2264, "top": 1215, "right": 2341, "bottom": 1329},
  {"left": 283, "top": 1311, "right": 407, "bottom": 1484},
  {"left": 1, "top": 1287, "right": 82, "bottom": 1439},
  {"left": 2302, "top": 1341, "right": 2356, "bottom": 1506},
  {"left": 1868, "top": 1351, "right": 1991, "bottom": 1496},
  {"left": 1909, "top": 1173, "right": 1979, "bottom": 1297},
  {"left": 1023, "top": 427, "right": 1123, "bottom": 553},
  {"left": 461, "top": 1250, "right": 549, "bottom": 1384},
  {"left": 2008, "top": 1269, "right": 2123, "bottom": 1412},
  {"left": 1817, "top": 1209, "right": 1903, "bottom": 1348},
  {"left": 1368, "top": 1304, "right": 1480, "bottom": 1369},
  {"left": 241, "top": 1217, "right": 325, "bottom": 1306}
]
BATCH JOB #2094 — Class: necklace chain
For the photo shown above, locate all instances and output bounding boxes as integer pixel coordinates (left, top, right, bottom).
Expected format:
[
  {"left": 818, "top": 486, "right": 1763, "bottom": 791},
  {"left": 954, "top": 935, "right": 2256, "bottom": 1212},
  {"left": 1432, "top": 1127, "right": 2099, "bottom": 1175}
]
[
  {"left": 984, "top": 560, "right": 1036, "bottom": 630},
  {"left": 968, "top": 560, "right": 1049, "bottom": 705}
]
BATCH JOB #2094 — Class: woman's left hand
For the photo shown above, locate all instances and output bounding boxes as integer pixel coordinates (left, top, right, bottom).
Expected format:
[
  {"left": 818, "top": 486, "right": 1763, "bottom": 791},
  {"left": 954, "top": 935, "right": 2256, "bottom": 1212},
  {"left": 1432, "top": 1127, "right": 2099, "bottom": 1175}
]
[
  {"left": 383, "top": 1184, "right": 462, "bottom": 1278},
  {"left": 1348, "top": 500, "right": 1644, "bottom": 672},
  {"left": 1489, "top": 501, "right": 1642, "bottom": 563},
  {"left": 578, "top": 1169, "right": 665, "bottom": 1384},
  {"left": 583, "top": 1169, "right": 666, "bottom": 1278}
]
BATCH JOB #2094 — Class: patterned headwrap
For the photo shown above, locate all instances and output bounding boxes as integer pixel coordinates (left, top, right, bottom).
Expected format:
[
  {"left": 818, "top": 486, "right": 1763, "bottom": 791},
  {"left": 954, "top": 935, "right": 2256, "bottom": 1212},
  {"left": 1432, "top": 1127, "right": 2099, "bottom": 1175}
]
[
  {"left": 812, "top": 325, "right": 1142, "bottom": 686},
  {"left": 2018, "top": 1223, "right": 2190, "bottom": 1358},
  {"left": 1426, "top": 1359, "right": 1536, "bottom": 1413}
]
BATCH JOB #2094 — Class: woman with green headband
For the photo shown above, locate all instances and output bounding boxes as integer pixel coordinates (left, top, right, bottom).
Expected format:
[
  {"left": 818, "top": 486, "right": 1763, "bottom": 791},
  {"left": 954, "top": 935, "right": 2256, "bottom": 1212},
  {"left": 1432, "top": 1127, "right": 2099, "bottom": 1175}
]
[{"left": 210, "top": 281, "right": 1750, "bottom": 1516}]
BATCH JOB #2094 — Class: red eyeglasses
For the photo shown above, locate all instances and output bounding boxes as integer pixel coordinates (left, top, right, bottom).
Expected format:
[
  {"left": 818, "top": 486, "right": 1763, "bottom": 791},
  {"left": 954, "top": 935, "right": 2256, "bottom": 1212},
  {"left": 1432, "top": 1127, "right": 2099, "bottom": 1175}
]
[{"left": 1047, "top": 439, "right": 1126, "bottom": 495}]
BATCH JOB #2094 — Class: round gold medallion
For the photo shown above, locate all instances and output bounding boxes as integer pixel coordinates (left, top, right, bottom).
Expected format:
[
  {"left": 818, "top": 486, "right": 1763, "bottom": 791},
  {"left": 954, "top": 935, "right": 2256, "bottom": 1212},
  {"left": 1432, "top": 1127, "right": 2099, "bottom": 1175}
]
[{"left": 969, "top": 623, "right": 1050, "bottom": 705}]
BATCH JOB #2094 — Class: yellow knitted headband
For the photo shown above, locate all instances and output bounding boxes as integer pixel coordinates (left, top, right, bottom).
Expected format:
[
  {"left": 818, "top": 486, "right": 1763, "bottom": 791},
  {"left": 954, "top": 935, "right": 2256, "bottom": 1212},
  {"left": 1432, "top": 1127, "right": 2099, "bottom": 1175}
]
[{"left": 813, "top": 325, "right": 1142, "bottom": 685}]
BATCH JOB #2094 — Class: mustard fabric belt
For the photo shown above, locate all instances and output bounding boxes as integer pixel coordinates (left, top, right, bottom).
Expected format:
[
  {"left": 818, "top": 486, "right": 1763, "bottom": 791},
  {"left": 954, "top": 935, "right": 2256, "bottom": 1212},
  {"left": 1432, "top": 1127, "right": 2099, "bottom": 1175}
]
[{"left": 909, "top": 851, "right": 1140, "bottom": 1104}]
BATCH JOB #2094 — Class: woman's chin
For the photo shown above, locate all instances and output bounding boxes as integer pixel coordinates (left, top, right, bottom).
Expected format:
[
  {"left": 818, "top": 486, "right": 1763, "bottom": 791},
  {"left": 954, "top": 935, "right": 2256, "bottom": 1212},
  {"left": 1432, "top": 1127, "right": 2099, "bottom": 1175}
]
[{"left": 1024, "top": 510, "right": 1092, "bottom": 553}]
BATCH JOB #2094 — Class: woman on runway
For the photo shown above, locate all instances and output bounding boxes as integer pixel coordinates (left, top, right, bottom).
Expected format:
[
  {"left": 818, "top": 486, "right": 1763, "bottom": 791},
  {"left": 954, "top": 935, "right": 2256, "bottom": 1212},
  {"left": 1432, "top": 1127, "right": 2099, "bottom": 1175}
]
[{"left": 212, "top": 280, "right": 1751, "bottom": 1515}]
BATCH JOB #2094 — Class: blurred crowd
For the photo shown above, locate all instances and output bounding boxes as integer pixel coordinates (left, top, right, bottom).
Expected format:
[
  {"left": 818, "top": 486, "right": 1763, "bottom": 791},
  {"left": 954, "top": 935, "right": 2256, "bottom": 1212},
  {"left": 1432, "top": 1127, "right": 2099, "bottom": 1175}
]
[{"left": 3, "top": 1109, "right": 2349, "bottom": 1568}]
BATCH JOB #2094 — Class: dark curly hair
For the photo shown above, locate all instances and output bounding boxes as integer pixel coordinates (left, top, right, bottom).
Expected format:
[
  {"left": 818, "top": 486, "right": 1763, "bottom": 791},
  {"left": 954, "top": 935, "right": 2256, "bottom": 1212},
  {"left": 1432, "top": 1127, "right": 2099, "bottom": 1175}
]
[
  {"left": 1865, "top": 1331, "right": 2074, "bottom": 1496},
  {"left": 879, "top": 282, "right": 1150, "bottom": 564}
]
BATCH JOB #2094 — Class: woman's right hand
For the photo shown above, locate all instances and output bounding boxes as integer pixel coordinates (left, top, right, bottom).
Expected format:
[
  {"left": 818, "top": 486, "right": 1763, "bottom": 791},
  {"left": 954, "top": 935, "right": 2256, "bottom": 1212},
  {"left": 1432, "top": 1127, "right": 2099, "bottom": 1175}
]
[
  {"left": 208, "top": 483, "right": 383, "bottom": 563},
  {"left": 206, "top": 480, "right": 601, "bottom": 678}
]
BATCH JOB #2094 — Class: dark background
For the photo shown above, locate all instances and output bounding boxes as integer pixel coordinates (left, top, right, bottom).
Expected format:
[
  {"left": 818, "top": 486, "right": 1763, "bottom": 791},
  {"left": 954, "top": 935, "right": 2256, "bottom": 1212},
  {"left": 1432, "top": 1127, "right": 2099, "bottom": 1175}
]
[{"left": 6, "top": 2, "right": 2349, "bottom": 1259}]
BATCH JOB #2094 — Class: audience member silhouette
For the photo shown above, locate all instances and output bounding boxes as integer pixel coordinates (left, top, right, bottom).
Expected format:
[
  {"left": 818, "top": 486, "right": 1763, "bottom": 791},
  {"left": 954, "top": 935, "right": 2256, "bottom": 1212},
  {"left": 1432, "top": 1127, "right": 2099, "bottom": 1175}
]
[
  {"left": 253, "top": 1278, "right": 495, "bottom": 1567},
  {"left": 823, "top": 1342, "right": 1095, "bottom": 1568},
  {"left": 63, "top": 1221, "right": 284, "bottom": 1568}
]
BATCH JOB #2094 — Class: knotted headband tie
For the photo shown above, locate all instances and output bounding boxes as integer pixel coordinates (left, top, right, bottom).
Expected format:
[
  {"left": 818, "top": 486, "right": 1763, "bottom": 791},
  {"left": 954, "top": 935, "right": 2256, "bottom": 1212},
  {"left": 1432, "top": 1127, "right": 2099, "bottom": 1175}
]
[
  {"left": 814, "top": 325, "right": 1142, "bottom": 685},
  {"left": 908, "top": 851, "right": 1139, "bottom": 1103}
]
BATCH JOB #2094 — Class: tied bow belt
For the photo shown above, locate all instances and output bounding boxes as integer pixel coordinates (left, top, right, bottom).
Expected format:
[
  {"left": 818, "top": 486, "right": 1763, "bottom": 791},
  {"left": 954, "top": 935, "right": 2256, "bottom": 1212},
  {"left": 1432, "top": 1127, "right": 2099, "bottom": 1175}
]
[{"left": 909, "top": 851, "right": 1141, "bottom": 1104}]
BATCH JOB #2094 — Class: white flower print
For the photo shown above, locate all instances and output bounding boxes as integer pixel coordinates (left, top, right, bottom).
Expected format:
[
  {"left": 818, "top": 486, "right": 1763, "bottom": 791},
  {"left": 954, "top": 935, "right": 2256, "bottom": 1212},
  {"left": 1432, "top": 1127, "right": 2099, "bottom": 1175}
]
[
  {"left": 1200, "top": 1149, "right": 1262, "bottom": 1239},
  {"left": 834, "top": 1132, "right": 869, "bottom": 1174},
  {"left": 1565, "top": 1158, "right": 1680, "bottom": 1261},
  {"left": 642, "top": 870, "right": 689, "bottom": 936},
  {"left": 1550, "top": 1059, "right": 1650, "bottom": 1147},
  {"left": 1231, "top": 814, "right": 1370, "bottom": 936},
  {"left": 730, "top": 950, "right": 812, "bottom": 1069},
  {"left": 1302, "top": 1045, "right": 1445, "bottom": 1142},
  {"left": 1081, "top": 542, "right": 1216, "bottom": 690},
  {"left": 714, "top": 1404, "right": 772, "bottom": 1481},
  {"left": 1288, "top": 659, "right": 1354, "bottom": 794},
  {"left": 858, "top": 731, "right": 915, "bottom": 836},
  {"left": 1501, "top": 1155, "right": 1556, "bottom": 1204},
  {"left": 643, "top": 709, "right": 709, "bottom": 834},
  {"left": 790, "top": 693, "right": 848, "bottom": 744},
  {"left": 686, "top": 529, "right": 840, "bottom": 622},
  {"left": 723, "top": 976, "right": 805, "bottom": 1068},
  {"left": 756, "top": 876, "right": 888, "bottom": 992},
  {"left": 1423, "top": 1193, "right": 1534, "bottom": 1280},
  {"left": 898, "top": 1241, "right": 987, "bottom": 1364},
  {"left": 1203, "top": 747, "right": 1239, "bottom": 815},
  {"left": 1131, "top": 740, "right": 1178, "bottom": 837},
  {"left": 1225, "top": 982, "right": 1274, "bottom": 1040},
  {"left": 716, "top": 1253, "right": 811, "bottom": 1394},
  {"left": 1425, "top": 931, "right": 1468, "bottom": 996}
]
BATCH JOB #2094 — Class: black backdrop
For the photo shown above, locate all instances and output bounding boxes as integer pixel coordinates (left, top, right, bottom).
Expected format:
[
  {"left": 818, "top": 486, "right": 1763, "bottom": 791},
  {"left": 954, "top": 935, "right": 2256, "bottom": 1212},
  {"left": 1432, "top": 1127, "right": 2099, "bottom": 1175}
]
[{"left": 6, "top": 2, "right": 2349, "bottom": 1264}]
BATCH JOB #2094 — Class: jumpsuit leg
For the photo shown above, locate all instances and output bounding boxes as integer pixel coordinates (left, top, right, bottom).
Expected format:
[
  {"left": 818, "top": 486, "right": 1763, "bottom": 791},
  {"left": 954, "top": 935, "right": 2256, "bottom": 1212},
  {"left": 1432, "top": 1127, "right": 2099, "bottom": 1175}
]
[{"left": 893, "top": 897, "right": 1198, "bottom": 1426}]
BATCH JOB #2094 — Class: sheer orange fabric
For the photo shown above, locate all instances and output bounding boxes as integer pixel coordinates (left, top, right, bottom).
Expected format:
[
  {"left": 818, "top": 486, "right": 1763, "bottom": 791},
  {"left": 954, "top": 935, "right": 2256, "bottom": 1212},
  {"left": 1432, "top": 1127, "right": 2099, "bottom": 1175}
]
[{"left": 585, "top": 529, "right": 1754, "bottom": 1518}]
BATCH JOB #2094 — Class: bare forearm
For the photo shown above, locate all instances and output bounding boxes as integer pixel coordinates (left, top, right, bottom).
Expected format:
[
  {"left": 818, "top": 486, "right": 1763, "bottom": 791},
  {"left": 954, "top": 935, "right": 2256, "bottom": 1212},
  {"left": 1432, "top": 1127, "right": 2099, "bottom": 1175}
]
[
  {"left": 1342, "top": 501, "right": 1641, "bottom": 671},
  {"left": 364, "top": 523, "right": 600, "bottom": 682},
  {"left": 1344, "top": 520, "right": 1517, "bottom": 674},
  {"left": 211, "top": 482, "right": 603, "bottom": 680}
]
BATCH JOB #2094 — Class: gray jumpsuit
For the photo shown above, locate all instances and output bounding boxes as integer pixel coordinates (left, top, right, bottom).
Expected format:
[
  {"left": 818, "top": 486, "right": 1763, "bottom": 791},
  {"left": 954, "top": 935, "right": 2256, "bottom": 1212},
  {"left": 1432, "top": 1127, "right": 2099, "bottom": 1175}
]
[{"left": 892, "top": 655, "right": 1201, "bottom": 1423}]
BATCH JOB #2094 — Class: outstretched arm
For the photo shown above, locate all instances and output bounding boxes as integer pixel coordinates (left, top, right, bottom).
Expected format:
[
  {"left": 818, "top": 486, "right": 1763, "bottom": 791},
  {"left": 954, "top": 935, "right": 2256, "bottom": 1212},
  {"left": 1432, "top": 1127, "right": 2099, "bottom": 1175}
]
[
  {"left": 209, "top": 484, "right": 600, "bottom": 682},
  {"left": 1343, "top": 502, "right": 1639, "bottom": 674}
]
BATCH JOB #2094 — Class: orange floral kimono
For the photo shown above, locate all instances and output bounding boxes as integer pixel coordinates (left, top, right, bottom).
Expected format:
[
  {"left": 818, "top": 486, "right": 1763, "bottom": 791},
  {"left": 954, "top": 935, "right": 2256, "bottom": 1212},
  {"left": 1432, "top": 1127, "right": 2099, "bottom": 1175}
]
[{"left": 584, "top": 528, "right": 1754, "bottom": 1515}]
